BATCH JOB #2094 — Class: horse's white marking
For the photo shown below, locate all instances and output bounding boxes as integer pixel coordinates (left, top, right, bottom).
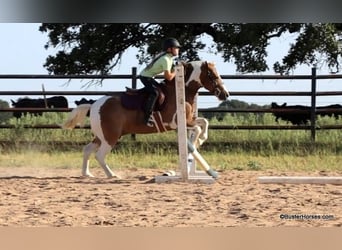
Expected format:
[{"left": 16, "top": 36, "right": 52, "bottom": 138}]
[
  {"left": 221, "top": 83, "right": 229, "bottom": 96},
  {"left": 193, "top": 117, "right": 209, "bottom": 146},
  {"left": 185, "top": 61, "right": 203, "bottom": 86},
  {"left": 82, "top": 142, "right": 98, "bottom": 177},
  {"left": 87, "top": 96, "right": 116, "bottom": 178},
  {"left": 165, "top": 112, "right": 177, "bottom": 129},
  {"left": 89, "top": 96, "right": 111, "bottom": 144},
  {"left": 186, "top": 118, "right": 209, "bottom": 149}
]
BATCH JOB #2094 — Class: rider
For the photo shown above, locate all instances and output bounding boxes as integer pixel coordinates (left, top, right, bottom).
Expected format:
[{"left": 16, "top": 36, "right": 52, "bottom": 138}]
[{"left": 140, "top": 37, "right": 181, "bottom": 126}]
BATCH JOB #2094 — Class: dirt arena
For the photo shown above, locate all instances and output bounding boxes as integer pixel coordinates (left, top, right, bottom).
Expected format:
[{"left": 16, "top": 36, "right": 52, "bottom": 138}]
[{"left": 0, "top": 167, "right": 341, "bottom": 227}]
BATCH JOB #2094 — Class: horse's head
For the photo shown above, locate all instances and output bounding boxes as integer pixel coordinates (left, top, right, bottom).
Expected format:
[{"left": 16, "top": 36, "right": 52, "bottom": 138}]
[{"left": 184, "top": 61, "right": 229, "bottom": 101}]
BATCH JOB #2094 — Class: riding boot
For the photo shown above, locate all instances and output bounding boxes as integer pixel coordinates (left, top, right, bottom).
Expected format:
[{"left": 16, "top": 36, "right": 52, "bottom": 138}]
[{"left": 144, "top": 94, "right": 157, "bottom": 126}]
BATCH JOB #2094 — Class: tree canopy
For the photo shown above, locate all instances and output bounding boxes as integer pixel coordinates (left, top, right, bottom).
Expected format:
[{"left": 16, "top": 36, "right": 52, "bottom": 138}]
[{"left": 39, "top": 23, "right": 342, "bottom": 75}]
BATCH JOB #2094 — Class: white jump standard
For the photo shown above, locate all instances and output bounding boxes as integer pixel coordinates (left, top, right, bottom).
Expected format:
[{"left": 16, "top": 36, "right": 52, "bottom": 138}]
[
  {"left": 187, "top": 140, "right": 218, "bottom": 179},
  {"left": 155, "top": 64, "right": 218, "bottom": 183}
]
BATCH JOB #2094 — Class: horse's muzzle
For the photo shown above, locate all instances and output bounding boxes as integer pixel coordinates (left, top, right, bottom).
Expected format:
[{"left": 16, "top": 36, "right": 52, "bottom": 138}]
[{"left": 215, "top": 87, "right": 229, "bottom": 101}]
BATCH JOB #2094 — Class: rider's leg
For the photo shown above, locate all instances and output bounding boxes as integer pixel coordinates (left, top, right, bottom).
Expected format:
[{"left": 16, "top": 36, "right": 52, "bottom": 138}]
[
  {"left": 144, "top": 88, "right": 158, "bottom": 126},
  {"left": 140, "top": 76, "right": 160, "bottom": 126}
]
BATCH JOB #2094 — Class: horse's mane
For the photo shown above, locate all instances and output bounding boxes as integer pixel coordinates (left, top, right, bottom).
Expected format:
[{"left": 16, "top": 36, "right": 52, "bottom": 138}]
[
  {"left": 172, "top": 61, "right": 195, "bottom": 84},
  {"left": 165, "top": 60, "right": 213, "bottom": 85},
  {"left": 163, "top": 61, "right": 193, "bottom": 86}
]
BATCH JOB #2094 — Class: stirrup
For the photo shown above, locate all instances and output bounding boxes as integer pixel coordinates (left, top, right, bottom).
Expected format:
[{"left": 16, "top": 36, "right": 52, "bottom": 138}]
[{"left": 145, "top": 115, "right": 154, "bottom": 127}]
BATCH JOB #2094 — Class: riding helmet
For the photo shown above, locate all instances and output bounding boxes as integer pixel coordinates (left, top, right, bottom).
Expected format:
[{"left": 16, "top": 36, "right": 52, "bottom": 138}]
[{"left": 163, "top": 38, "right": 181, "bottom": 51}]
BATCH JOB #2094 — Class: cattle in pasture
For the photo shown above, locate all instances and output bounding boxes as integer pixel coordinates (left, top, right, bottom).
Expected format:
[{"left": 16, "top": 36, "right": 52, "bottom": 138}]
[
  {"left": 11, "top": 96, "right": 68, "bottom": 118},
  {"left": 271, "top": 102, "right": 342, "bottom": 125},
  {"left": 317, "top": 104, "right": 342, "bottom": 119},
  {"left": 271, "top": 102, "right": 310, "bottom": 125},
  {"left": 74, "top": 98, "right": 96, "bottom": 106}
]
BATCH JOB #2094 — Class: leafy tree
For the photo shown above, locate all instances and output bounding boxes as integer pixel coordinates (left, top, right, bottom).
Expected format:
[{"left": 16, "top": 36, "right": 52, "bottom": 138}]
[
  {"left": 0, "top": 100, "right": 11, "bottom": 124},
  {"left": 201, "top": 99, "right": 269, "bottom": 121},
  {"left": 39, "top": 23, "right": 342, "bottom": 75},
  {"left": 219, "top": 99, "right": 250, "bottom": 109}
]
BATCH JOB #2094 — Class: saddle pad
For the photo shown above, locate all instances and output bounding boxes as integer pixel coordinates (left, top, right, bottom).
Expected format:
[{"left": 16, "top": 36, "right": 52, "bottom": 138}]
[{"left": 121, "top": 93, "right": 145, "bottom": 110}]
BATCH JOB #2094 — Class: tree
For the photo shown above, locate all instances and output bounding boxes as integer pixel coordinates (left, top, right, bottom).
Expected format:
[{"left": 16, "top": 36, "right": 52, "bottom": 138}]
[
  {"left": 39, "top": 23, "right": 342, "bottom": 75},
  {"left": 0, "top": 100, "right": 11, "bottom": 124}
]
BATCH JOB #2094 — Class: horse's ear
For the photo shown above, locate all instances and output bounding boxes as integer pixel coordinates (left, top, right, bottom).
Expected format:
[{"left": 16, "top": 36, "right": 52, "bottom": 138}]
[
  {"left": 11, "top": 99, "right": 16, "bottom": 105},
  {"left": 179, "top": 60, "right": 187, "bottom": 67}
]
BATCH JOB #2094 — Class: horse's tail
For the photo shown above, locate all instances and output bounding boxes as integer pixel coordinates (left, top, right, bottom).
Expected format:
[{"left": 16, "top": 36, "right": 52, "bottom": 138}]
[{"left": 61, "top": 104, "right": 91, "bottom": 129}]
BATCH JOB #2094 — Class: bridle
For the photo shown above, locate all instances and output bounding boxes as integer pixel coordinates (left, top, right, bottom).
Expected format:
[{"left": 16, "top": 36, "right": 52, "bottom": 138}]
[
  {"left": 204, "top": 61, "right": 222, "bottom": 98},
  {"left": 182, "top": 61, "right": 224, "bottom": 98}
]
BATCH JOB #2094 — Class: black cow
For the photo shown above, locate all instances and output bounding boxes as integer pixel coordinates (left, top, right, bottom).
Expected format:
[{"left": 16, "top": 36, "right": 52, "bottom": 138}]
[
  {"left": 316, "top": 104, "right": 342, "bottom": 119},
  {"left": 74, "top": 98, "right": 96, "bottom": 106},
  {"left": 11, "top": 96, "right": 68, "bottom": 118},
  {"left": 271, "top": 102, "right": 342, "bottom": 125},
  {"left": 271, "top": 102, "right": 310, "bottom": 125}
]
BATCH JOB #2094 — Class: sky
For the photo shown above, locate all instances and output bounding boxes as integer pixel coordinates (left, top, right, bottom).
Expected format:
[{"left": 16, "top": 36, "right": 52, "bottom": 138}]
[{"left": 0, "top": 23, "right": 342, "bottom": 108}]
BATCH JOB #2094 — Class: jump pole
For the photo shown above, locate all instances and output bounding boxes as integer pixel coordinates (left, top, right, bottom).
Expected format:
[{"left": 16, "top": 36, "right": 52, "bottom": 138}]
[
  {"left": 258, "top": 176, "right": 342, "bottom": 185},
  {"left": 155, "top": 64, "right": 217, "bottom": 184}
]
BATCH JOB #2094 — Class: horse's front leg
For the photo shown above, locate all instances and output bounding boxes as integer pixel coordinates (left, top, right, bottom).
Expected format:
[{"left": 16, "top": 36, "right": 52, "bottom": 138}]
[
  {"left": 185, "top": 102, "right": 209, "bottom": 148},
  {"left": 194, "top": 117, "right": 209, "bottom": 146},
  {"left": 187, "top": 117, "right": 209, "bottom": 148}
]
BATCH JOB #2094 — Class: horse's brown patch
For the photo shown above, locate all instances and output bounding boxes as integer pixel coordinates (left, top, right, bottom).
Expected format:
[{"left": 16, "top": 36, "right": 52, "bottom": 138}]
[
  {"left": 99, "top": 96, "right": 124, "bottom": 146},
  {"left": 199, "top": 62, "right": 214, "bottom": 92}
]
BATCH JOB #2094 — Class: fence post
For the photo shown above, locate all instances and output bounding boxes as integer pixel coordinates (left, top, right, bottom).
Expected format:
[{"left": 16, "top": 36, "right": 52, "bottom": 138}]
[
  {"left": 131, "top": 67, "right": 137, "bottom": 89},
  {"left": 131, "top": 67, "right": 137, "bottom": 140},
  {"left": 310, "top": 67, "right": 317, "bottom": 141}
]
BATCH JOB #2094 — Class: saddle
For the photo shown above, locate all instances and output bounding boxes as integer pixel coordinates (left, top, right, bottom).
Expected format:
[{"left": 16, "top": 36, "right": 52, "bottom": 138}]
[{"left": 121, "top": 86, "right": 166, "bottom": 111}]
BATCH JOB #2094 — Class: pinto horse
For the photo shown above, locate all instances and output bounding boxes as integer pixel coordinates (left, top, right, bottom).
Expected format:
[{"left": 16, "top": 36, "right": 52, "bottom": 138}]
[{"left": 62, "top": 61, "right": 229, "bottom": 178}]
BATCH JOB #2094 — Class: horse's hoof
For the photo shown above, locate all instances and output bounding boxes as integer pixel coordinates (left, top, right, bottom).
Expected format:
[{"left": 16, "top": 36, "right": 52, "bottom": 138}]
[
  {"left": 82, "top": 173, "right": 95, "bottom": 178},
  {"left": 108, "top": 174, "right": 122, "bottom": 179},
  {"left": 162, "top": 170, "right": 176, "bottom": 176}
]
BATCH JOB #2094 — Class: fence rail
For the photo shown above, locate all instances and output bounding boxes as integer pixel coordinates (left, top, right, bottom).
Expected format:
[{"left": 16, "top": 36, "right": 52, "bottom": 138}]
[{"left": 1, "top": 67, "right": 342, "bottom": 141}]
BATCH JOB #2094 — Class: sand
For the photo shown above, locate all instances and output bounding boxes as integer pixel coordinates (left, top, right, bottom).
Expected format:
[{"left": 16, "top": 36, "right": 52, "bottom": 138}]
[{"left": 0, "top": 167, "right": 341, "bottom": 227}]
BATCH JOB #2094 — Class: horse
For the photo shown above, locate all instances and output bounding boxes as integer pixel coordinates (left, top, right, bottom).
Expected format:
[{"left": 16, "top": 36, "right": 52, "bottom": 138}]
[{"left": 62, "top": 61, "right": 229, "bottom": 178}]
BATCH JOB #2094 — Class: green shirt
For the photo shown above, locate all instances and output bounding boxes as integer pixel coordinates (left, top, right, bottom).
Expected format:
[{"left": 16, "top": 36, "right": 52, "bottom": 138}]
[{"left": 140, "top": 53, "right": 174, "bottom": 78}]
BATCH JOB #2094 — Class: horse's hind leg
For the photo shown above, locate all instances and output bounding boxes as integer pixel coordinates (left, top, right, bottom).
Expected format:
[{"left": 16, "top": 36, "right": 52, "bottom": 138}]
[
  {"left": 82, "top": 141, "right": 99, "bottom": 177},
  {"left": 95, "top": 142, "right": 119, "bottom": 178}
]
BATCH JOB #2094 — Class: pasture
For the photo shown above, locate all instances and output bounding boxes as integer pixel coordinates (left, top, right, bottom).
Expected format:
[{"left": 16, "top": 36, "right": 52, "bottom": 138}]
[{"left": 0, "top": 112, "right": 341, "bottom": 226}]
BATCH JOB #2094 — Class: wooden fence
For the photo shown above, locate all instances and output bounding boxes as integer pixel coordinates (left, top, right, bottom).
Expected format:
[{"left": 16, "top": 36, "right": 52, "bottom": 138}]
[{"left": 1, "top": 67, "right": 342, "bottom": 141}]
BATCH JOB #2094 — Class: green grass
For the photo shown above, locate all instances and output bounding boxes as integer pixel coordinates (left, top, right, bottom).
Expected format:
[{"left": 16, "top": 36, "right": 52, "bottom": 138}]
[
  {"left": 0, "top": 150, "right": 341, "bottom": 173},
  {"left": 0, "top": 112, "right": 342, "bottom": 173}
]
